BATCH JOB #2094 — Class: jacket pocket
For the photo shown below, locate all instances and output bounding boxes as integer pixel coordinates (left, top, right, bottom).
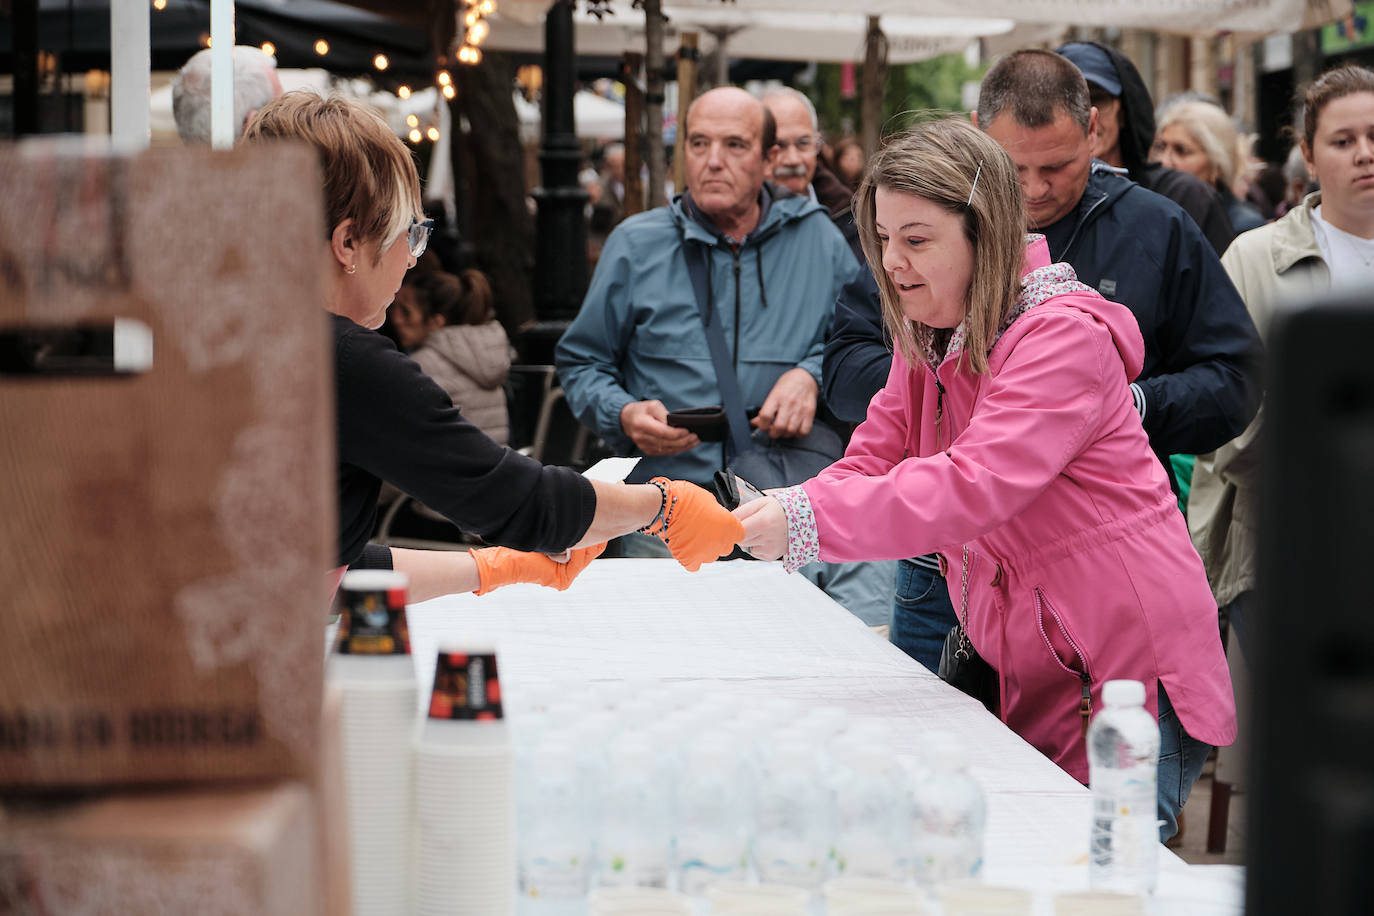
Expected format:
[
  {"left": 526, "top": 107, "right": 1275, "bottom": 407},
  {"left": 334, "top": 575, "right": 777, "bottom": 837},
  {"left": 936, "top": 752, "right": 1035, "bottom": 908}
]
[
  {"left": 1035, "top": 587, "right": 1094, "bottom": 732},
  {"left": 1034, "top": 587, "right": 1090, "bottom": 677}
]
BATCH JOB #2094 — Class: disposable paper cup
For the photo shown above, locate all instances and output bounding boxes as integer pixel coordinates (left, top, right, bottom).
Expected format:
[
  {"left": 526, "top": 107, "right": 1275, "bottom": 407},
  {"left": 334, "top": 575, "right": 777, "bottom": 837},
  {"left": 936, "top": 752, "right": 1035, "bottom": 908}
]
[
  {"left": 938, "top": 882, "right": 1032, "bottom": 916},
  {"left": 706, "top": 881, "right": 811, "bottom": 912},
  {"left": 712, "top": 905, "right": 813, "bottom": 916},
  {"left": 1053, "top": 890, "right": 1146, "bottom": 915},
  {"left": 335, "top": 676, "right": 417, "bottom": 916},
  {"left": 824, "top": 876, "right": 924, "bottom": 912},
  {"left": 330, "top": 652, "right": 415, "bottom": 681},
  {"left": 412, "top": 720, "right": 515, "bottom": 916},
  {"left": 588, "top": 887, "right": 691, "bottom": 915},
  {"left": 828, "top": 903, "right": 927, "bottom": 916}
]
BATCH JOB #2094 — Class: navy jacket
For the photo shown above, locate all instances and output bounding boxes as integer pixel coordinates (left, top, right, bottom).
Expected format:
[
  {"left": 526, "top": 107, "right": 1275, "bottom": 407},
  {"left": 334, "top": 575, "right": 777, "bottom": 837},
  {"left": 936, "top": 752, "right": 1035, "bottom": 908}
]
[{"left": 823, "top": 167, "right": 1264, "bottom": 486}]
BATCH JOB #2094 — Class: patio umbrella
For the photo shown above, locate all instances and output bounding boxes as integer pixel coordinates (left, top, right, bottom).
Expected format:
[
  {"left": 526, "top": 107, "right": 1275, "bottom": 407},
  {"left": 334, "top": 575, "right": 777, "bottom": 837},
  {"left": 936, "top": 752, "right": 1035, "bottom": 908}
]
[{"left": 483, "top": 2, "right": 1013, "bottom": 64}]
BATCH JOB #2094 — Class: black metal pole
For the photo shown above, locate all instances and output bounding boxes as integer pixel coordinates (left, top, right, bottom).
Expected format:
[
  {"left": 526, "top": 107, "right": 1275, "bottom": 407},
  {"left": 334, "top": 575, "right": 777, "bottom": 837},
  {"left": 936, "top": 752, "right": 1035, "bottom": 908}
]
[
  {"left": 526, "top": 0, "right": 589, "bottom": 359},
  {"left": 13, "top": 0, "right": 40, "bottom": 136}
]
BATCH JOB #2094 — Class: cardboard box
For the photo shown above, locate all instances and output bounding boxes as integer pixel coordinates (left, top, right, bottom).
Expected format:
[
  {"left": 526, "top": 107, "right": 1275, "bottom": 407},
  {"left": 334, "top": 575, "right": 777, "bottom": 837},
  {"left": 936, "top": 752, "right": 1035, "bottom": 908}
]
[
  {"left": 0, "top": 144, "right": 335, "bottom": 787},
  {"left": 0, "top": 782, "right": 323, "bottom": 915}
]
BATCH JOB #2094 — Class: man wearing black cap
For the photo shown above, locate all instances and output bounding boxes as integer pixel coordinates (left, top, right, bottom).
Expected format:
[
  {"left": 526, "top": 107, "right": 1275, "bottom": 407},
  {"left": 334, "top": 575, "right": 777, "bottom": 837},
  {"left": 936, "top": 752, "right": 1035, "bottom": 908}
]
[{"left": 1057, "top": 39, "right": 1235, "bottom": 255}]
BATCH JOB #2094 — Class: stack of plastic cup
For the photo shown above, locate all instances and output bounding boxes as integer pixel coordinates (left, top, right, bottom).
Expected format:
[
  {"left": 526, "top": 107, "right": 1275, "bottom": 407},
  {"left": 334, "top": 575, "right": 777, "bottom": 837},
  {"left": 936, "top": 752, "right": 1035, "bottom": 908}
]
[
  {"left": 329, "top": 569, "right": 418, "bottom": 916},
  {"left": 413, "top": 646, "right": 516, "bottom": 916}
]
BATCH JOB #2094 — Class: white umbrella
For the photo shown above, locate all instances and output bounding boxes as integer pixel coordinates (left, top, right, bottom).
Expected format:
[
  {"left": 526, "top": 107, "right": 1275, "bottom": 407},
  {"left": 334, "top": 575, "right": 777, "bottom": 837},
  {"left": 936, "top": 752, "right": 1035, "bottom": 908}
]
[
  {"left": 515, "top": 89, "right": 627, "bottom": 143},
  {"left": 484, "top": 2, "right": 1013, "bottom": 64},
  {"left": 662, "top": 0, "right": 1336, "bottom": 34}
]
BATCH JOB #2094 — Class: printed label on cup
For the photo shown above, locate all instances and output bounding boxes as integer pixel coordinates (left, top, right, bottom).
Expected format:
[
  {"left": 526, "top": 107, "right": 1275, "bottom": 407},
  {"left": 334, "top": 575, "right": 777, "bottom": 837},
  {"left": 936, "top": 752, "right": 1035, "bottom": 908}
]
[
  {"left": 334, "top": 579, "right": 410, "bottom": 655},
  {"left": 428, "top": 651, "right": 504, "bottom": 720}
]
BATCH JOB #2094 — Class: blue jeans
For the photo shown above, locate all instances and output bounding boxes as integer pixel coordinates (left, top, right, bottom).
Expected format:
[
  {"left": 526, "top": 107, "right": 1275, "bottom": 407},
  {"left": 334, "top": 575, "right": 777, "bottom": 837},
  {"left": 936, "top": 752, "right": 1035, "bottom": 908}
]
[
  {"left": 1222, "top": 590, "right": 1254, "bottom": 658},
  {"left": 889, "top": 558, "right": 959, "bottom": 673},
  {"left": 1156, "top": 681, "right": 1211, "bottom": 842}
]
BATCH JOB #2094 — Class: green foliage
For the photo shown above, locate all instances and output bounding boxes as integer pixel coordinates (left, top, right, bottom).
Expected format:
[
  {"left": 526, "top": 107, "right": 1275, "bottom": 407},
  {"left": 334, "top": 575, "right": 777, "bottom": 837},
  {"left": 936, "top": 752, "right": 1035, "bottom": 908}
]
[{"left": 806, "top": 52, "right": 987, "bottom": 141}]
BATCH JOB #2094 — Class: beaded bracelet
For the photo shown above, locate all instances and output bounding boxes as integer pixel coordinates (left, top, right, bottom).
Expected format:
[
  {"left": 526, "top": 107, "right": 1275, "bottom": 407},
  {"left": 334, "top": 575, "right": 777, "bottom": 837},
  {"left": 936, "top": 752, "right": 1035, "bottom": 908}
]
[{"left": 637, "top": 478, "right": 669, "bottom": 534}]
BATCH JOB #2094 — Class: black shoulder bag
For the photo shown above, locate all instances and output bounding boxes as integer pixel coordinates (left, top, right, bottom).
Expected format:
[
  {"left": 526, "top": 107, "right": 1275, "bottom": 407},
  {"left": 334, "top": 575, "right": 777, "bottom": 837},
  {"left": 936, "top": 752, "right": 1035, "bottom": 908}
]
[{"left": 937, "top": 545, "right": 999, "bottom": 712}]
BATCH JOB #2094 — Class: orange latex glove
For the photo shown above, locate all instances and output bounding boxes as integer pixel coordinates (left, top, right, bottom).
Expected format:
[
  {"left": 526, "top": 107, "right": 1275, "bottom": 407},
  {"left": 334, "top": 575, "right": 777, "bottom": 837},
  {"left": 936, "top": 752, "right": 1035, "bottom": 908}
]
[
  {"left": 470, "top": 542, "right": 607, "bottom": 595},
  {"left": 643, "top": 477, "right": 746, "bottom": 572}
]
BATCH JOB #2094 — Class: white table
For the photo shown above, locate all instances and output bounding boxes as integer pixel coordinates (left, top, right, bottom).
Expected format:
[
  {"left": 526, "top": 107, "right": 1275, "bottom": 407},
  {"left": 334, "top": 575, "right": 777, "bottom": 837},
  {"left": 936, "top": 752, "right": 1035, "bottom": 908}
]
[{"left": 407, "top": 559, "right": 1243, "bottom": 914}]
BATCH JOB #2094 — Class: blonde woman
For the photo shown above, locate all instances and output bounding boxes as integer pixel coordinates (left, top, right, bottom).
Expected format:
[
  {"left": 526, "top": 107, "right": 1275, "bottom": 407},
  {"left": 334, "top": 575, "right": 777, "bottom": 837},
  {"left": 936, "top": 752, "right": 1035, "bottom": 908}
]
[
  {"left": 243, "top": 93, "right": 743, "bottom": 601},
  {"left": 737, "top": 117, "right": 1234, "bottom": 840},
  {"left": 1153, "top": 99, "right": 1267, "bottom": 235}
]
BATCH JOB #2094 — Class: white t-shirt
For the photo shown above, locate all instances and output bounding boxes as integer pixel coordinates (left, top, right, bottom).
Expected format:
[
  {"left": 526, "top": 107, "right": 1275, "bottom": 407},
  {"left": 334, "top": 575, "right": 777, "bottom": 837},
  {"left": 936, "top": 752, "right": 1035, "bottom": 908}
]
[{"left": 1310, "top": 205, "right": 1374, "bottom": 290}]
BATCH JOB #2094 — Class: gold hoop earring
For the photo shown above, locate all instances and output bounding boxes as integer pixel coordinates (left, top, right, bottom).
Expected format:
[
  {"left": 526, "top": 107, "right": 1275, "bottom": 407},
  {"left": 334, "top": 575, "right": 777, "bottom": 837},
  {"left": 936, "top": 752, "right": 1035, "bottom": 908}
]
[{"left": 345, "top": 263, "right": 357, "bottom": 275}]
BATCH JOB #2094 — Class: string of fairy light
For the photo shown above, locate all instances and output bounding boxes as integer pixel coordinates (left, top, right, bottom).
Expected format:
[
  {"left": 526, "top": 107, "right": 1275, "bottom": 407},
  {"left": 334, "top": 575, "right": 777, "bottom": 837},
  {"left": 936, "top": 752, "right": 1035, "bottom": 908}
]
[
  {"left": 457, "top": 0, "right": 497, "bottom": 65},
  {"left": 152, "top": 0, "right": 497, "bottom": 146}
]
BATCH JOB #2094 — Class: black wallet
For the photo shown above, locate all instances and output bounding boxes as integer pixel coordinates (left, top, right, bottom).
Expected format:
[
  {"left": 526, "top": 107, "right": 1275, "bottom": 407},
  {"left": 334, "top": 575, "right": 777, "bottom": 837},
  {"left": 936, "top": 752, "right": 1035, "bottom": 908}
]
[{"left": 665, "top": 406, "right": 729, "bottom": 441}]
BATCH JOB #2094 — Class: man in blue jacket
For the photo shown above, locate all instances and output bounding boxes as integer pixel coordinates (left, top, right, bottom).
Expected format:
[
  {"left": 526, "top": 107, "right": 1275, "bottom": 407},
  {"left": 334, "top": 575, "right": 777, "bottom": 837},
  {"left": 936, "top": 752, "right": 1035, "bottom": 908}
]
[
  {"left": 558, "top": 86, "right": 894, "bottom": 625},
  {"left": 823, "top": 49, "right": 1263, "bottom": 670},
  {"left": 559, "top": 86, "right": 854, "bottom": 488}
]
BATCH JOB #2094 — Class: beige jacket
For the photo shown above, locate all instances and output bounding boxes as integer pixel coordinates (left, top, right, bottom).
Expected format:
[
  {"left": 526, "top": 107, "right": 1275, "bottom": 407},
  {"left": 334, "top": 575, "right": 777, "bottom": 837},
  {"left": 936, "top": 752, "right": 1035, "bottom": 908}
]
[
  {"left": 412, "top": 322, "right": 513, "bottom": 446},
  {"left": 1189, "top": 193, "right": 1329, "bottom": 605}
]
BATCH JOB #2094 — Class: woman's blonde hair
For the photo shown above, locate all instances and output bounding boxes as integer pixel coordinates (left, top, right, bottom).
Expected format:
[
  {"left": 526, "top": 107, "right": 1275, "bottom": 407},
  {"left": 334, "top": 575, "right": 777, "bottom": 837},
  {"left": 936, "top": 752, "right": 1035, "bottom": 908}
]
[
  {"left": 241, "top": 91, "right": 422, "bottom": 261},
  {"left": 854, "top": 117, "right": 1026, "bottom": 374},
  {"left": 1155, "top": 100, "right": 1241, "bottom": 189}
]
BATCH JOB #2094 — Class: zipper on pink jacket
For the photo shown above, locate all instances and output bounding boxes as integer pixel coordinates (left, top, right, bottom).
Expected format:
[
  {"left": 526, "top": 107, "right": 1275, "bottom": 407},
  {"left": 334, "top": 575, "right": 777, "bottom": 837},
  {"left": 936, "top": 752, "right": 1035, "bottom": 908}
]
[
  {"left": 933, "top": 374, "right": 947, "bottom": 449},
  {"left": 1034, "top": 588, "right": 1093, "bottom": 737}
]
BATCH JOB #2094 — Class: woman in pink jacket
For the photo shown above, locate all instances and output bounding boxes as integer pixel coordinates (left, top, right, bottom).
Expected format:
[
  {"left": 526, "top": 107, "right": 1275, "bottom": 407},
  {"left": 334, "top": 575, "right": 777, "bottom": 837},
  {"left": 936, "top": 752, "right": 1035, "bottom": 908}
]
[{"left": 737, "top": 118, "right": 1234, "bottom": 839}]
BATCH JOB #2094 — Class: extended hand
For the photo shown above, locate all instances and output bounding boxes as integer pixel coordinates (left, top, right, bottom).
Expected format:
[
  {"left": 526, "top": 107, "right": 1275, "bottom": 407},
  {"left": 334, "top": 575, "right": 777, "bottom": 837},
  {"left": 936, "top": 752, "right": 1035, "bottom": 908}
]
[
  {"left": 621, "top": 400, "right": 701, "bottom": 456},
  {"left": 644, "top": 477, "right": 745, "bottom": 571},
  {"left": 470, "top": 542, "right": 608, "bottom": 595},
  {"left": 751, "top": 368, "right": 818, "bottom": 439},
  {"left": 734, "top": 496, "right": 788, "bottom": 561}
]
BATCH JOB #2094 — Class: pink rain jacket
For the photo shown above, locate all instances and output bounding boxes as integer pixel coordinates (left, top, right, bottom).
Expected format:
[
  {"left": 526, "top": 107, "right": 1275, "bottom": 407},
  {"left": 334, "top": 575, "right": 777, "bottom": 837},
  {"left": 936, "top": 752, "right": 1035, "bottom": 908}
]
[{"left": 803, "top": 237, "right": 1235, "bottom": 782}]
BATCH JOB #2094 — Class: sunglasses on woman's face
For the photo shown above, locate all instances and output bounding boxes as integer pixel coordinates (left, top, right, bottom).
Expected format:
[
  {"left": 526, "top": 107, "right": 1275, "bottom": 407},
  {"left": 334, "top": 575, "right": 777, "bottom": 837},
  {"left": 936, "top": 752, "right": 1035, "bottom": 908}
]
[{"left": 408, "top": 218, "right": 434, "bottom": 258}]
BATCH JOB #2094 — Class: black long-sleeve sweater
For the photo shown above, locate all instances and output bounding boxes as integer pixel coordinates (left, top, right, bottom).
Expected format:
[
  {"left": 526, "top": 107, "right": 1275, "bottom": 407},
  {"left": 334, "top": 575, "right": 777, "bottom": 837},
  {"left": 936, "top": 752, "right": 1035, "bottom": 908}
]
[{"left": 332, "top": 314, "right": 596, "bottom": 567}]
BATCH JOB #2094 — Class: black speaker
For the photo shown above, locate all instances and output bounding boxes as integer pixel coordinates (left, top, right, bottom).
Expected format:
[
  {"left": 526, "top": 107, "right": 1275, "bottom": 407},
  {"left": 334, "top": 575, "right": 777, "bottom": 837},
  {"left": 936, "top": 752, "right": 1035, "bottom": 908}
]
[{"left": 1248, "top": 291, "right": 1374, "bottom": 915}]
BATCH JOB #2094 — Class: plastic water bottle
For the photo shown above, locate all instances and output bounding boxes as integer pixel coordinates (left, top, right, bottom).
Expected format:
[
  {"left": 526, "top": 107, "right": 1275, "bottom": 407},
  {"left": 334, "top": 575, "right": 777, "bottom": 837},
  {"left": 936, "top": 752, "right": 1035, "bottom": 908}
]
[
  {"left": 1088, "top": 679, "right": 1160, "bottom": 896},
  {"left": 911, "top": 732, "right": 985, "bottom": 891},
  {"left": 518, "top": 737, "right": 589, "bottom": 914},
  {"left": 831, "top": 739, "right": 910, "bottom": 881},
  {"left": 752, "top": 739, "right": 832, "bottom": 890},
  {"left": 595, "top": 738, "right": 671, "bottom": 888},
  {"left": 675, "top": 737, "right": 749, "bottom": 895}
]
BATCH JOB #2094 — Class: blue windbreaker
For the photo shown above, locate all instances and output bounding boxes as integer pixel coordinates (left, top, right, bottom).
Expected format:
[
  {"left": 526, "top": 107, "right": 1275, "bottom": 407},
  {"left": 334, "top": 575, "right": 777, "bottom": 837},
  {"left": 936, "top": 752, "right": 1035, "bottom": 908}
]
[{"left": 557, "top": 186, "right": 854, "bottom": 485}]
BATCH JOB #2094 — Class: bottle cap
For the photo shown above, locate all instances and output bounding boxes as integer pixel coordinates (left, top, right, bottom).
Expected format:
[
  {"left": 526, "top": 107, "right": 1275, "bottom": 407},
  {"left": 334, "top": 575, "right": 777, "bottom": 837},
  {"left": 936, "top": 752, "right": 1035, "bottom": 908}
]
[{"left": 1102, "top": 679, "right": 1146, "bottom": 707}]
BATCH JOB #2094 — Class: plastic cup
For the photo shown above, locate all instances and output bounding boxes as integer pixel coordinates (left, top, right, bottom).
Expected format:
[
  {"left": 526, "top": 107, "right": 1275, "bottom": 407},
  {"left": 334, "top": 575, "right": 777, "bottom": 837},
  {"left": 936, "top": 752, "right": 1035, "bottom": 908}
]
[
  {"left": 587, "top": 887, "right": 691, "bottom": 915},
  {"left": 938, "top": 882, "right": 1032, "bottom": 916},
  {"left": 1054, "top": 890, "right": 1146, "bottom": 915},
  {"left": 825, "top": 876, "right": 924, "bottom": 910},
  {"left": 706, "top": 881, "right": 811, "bottom": 913}
]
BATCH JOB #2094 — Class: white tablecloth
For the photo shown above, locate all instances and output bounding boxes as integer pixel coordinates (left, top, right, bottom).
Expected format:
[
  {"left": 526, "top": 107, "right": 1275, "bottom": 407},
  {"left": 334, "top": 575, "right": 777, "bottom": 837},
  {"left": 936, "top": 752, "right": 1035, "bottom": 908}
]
[{"left": 407, "top": 559, "right": 1243, "bottom": 914}]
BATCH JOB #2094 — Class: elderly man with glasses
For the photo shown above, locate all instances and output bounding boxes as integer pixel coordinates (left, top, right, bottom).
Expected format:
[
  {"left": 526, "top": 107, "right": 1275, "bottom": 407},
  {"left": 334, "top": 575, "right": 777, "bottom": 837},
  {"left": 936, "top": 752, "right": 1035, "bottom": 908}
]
[{"left": 763, "top": 87, "right": 862, "bottom": 261}]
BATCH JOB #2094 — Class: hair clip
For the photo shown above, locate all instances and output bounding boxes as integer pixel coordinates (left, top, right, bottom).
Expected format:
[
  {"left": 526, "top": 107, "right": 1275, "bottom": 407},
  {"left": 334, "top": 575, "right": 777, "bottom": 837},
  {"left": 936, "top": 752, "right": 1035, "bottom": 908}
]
[{"left": 967, "top": 160, "right": 984, "bottom": 207}]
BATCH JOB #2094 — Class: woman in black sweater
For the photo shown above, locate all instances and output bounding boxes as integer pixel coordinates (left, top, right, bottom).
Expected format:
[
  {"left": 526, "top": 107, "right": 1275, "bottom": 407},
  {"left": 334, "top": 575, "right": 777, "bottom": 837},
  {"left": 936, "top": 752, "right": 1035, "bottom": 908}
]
[{"left": 244, "top": 93, "right": 742, "bottom": 600}]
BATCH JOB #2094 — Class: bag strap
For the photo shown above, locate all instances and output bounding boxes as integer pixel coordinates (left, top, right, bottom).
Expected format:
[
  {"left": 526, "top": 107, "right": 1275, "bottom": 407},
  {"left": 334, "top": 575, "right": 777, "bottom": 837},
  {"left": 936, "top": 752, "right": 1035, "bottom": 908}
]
[
  {"left": 954, "top": 544, "right": 972, "bottom": 660},
  {"left": 683, "top": 238, "right": 754, "bottom": 458}
]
